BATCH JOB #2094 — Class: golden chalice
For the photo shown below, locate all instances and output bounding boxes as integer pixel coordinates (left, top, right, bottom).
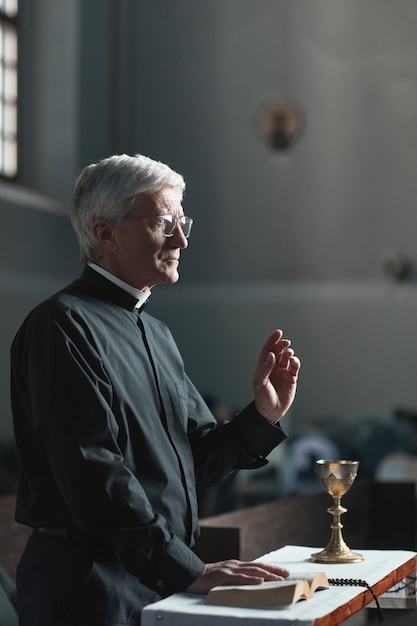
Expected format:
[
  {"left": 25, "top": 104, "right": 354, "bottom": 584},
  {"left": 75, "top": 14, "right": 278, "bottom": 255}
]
[{"left": 310, "top": 460, "right": 364, "bottom": 563}]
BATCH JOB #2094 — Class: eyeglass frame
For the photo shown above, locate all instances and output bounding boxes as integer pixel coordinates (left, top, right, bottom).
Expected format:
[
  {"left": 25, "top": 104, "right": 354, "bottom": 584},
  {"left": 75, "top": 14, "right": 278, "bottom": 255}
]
[{"left": 126, "top": 214, "right": 193, "bottom": 238}]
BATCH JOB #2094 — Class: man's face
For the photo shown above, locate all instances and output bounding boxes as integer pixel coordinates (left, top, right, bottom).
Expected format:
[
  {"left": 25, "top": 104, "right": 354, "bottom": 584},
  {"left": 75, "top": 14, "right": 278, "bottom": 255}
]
[{"left": 95, "top": 186, "right": 189, "bottom": 292}]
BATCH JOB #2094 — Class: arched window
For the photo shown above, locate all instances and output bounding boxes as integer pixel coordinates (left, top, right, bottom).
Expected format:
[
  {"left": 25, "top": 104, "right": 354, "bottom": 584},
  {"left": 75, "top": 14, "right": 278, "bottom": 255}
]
[{"left": 0, "top": 0, "right": 17, "bottom": 178}]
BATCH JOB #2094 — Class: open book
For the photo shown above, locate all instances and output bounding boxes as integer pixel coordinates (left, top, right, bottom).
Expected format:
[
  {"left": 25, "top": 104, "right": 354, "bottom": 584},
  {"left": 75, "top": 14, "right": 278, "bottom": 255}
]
[{"left": 205, "top": 571, "right": 329, "bottom": 608}]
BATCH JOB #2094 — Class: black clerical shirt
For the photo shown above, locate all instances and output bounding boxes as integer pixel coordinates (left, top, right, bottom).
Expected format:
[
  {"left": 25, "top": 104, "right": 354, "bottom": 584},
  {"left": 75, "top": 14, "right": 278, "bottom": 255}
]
[{"left": 10, "top": 266, "right": 286, "bottom": 594}]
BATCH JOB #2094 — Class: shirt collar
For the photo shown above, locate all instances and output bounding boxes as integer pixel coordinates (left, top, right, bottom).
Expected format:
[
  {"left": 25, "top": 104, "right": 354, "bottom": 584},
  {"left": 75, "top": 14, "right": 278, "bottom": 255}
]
[{"left": 88, "top": 263, "right": 150, "bottom": 309}]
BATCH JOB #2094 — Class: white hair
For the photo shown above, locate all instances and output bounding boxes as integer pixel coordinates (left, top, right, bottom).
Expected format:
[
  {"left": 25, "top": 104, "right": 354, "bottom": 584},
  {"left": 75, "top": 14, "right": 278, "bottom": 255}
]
[{"left": 69, "top": 153, "right": 185, "bottom": 263}]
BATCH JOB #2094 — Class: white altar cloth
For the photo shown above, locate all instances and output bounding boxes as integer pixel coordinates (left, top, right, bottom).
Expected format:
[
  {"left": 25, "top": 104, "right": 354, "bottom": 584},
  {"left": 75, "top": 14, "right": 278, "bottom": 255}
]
[{"left": 142, "top": 545, "right": 416, "bottom": 626}]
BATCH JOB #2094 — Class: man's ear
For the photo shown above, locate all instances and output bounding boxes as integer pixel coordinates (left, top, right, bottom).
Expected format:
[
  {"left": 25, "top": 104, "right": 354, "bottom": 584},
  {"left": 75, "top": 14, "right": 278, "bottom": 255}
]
[{"left": 91, "top": 220, "right": 118, "bottom": 252}]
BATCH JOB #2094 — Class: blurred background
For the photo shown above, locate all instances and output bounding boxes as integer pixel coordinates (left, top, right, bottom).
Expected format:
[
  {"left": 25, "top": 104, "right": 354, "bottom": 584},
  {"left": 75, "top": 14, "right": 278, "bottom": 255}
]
[{"left": 1, "top": 0, "right": 417, "bottom": 511}]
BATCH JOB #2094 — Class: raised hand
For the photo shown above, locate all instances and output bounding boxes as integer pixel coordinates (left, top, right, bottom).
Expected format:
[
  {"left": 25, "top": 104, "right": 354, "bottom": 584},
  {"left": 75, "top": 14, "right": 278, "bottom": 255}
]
[{"left": 253, "top": 329, "right": 301, "bottom": 423}]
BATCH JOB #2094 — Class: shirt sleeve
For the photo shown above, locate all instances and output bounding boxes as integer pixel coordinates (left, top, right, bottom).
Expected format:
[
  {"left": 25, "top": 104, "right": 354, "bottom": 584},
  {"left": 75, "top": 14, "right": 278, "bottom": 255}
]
[{"left": 186, "top": 375, "right": 288, "bottom": 490}]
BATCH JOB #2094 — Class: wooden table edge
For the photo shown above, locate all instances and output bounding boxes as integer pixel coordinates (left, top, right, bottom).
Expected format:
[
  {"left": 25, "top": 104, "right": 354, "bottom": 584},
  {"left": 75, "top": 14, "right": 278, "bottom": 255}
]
[{"left": 313, "top": 555, "right": 416, "bottom": 626}]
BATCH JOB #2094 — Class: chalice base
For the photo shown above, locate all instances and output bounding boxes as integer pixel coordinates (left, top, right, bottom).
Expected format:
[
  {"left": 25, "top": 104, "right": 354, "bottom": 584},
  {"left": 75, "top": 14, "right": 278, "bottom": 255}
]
[{"left": 310, "top": 545, "right": 364, "bottom": 564}]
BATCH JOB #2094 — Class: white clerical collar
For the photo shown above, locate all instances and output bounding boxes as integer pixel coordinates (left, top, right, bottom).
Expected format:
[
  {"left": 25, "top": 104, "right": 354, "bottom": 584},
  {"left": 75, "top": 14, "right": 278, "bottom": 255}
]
[{"left": 88, "top": 263, "right": 150, "bottom": 309}]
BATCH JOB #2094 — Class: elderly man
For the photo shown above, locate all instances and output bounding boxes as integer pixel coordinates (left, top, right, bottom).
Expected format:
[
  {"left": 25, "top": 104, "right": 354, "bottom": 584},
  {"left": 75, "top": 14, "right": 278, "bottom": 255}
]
[{"left": 11, "top": 154, "right": 300, "bottom": 626}]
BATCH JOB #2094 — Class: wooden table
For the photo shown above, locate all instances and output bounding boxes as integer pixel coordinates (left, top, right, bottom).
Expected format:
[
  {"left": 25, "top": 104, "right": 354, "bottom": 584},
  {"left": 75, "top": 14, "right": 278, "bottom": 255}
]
[{"left": 141, "top": 545, "right": 416, "bottom": 626}]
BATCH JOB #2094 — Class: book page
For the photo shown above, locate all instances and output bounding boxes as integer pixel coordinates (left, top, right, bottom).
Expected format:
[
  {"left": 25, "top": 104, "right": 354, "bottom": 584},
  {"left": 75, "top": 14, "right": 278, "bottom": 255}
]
[
  {"left": 286, "top": 571, "right": 329, "bottom": 593},
  {"left": 206, "top": 579, "right": 312, "bottom": 607}
]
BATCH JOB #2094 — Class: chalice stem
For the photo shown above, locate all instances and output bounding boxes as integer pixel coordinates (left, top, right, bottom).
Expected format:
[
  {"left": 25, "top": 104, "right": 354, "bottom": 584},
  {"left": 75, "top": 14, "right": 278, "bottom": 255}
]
[{"left": 327, "top": 496, "right": 349, "bottom": 552}]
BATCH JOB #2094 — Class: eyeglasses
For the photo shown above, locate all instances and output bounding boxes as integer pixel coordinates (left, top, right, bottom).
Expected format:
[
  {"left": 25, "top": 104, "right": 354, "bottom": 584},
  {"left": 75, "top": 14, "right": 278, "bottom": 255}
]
[{"left": 127, "top": 215, "right": 193, "bottom": 238}]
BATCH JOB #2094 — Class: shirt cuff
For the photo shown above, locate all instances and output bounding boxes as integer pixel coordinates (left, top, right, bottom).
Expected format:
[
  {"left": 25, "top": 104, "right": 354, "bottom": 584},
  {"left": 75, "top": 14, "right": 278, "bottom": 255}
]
[
  {"left": 143, "top": 535, "right": 205, "bottom": 596},
  {"left": 230, "top": 401, "right": 288, "bottom": 468}
]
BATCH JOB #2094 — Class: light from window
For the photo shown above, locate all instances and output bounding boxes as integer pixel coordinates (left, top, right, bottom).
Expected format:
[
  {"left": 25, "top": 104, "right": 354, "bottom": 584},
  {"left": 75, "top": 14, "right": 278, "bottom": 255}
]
[
  {"left": 1, "top": 0, "right": 17, "bottom": 18},
  {"left": 0, "top": 3, "right": 17, "bottom": 177}
]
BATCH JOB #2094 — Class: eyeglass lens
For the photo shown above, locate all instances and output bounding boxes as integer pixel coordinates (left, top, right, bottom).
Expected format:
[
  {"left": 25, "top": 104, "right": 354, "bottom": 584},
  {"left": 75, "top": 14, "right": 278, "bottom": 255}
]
[{"left": 162, "top": 216, "right": 193, "bottom": 237}]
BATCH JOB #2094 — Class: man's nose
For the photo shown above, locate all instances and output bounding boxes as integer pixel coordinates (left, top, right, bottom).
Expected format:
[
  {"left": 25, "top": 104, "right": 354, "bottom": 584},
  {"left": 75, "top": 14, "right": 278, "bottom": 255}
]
[{"left": 170, "top": 223, "right": 189, "bottom": 248}]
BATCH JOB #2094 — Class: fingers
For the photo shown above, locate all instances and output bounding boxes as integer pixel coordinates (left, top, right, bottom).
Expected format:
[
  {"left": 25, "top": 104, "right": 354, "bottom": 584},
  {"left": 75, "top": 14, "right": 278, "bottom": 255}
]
[
  {"left": 254, "top": 332, "right": 300, "bottom": 398},
  {"left": 255, "top": 351, "right": 275, "bottom": 385},
  {"left": 277, "top": 347, "right": 294, "bottom": 368},
  {"left": 258, "top": 348, "right": 298, "bottom": 382},
  {"left": 263, "top": 331, "right": 293, "bottom": 363},
  {"left": 261, "top": 330, "right": 288, "bottom": 354},
  {"left": 263, "top": 330, "right": 301, "bottom": 375},
  {"left": 186, "top": 559, "right": 291, "bottom": 595},
  {"left": 252, "top": 561, "right": 290, "bottom": 579},
  {"left": 289, "top": 354, "right": 301, "bottom": 376},
  {"left": 219, "top": 560, "right": 289, "bottom": 579},
  {"left": 279, "top": 350, "right": 301, "bottom": 376}
]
